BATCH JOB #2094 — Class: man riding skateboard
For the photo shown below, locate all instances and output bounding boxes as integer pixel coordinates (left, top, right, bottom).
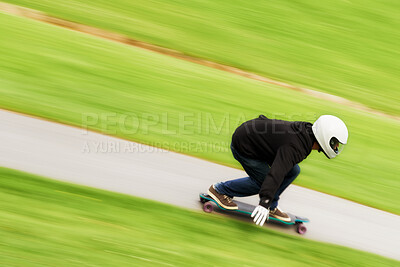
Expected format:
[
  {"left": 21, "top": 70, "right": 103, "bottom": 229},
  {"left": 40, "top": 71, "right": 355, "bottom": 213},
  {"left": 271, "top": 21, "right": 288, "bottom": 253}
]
[{"left": 207, "top": 115, "right": 348, "bottom": 226}]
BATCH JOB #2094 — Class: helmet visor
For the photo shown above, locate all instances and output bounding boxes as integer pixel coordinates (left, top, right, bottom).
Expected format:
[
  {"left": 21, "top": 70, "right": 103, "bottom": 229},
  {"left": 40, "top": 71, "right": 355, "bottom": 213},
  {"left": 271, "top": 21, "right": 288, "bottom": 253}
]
[{"left": 330, "top": 137, "right": 345, "bottom": 155}]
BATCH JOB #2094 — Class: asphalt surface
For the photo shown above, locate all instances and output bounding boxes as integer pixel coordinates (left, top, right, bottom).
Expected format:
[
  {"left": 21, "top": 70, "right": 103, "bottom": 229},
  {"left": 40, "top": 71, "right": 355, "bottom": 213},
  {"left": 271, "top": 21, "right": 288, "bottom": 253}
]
[{"left": 0, "top": 109, "right": 399, "bottom": 260}]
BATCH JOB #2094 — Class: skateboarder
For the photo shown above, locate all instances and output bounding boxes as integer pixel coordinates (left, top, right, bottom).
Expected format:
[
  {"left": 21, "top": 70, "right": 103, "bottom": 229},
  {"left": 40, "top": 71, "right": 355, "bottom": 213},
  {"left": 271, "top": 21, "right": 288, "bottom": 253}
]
[{"left": 207, "top": 115, "right": 348, "bottom": 226}]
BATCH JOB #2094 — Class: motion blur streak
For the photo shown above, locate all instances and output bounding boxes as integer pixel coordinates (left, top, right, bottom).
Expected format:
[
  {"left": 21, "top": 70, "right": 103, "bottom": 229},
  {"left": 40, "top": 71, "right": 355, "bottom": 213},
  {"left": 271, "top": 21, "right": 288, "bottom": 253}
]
[
  {"left": 0, "top": 2, "right": 398, "bottom": 121},
  {"left": 1, "top": 109, "right": 399, "bottom": 260}
]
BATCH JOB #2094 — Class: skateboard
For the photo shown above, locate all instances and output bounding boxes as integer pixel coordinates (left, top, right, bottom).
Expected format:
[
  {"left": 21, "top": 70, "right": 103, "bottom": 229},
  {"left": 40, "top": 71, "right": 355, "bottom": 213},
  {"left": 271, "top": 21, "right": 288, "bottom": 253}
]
[{"left": 199, "top": 193, "right": 309, "bottom": 234}]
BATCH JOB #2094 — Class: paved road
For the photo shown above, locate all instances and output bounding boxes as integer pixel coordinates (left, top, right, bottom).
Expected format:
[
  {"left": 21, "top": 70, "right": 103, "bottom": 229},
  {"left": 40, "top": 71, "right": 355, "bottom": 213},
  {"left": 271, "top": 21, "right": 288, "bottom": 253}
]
[{"left": 0, "top": 109, "right": 399, "bottom": 260}]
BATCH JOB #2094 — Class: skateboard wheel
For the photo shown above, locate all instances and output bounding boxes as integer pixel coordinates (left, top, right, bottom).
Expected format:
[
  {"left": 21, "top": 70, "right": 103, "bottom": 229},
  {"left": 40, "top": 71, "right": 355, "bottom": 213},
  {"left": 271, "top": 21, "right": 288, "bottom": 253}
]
[
  {"left": 296, "top": 223, "right": 307, "bottom": 235},
  {"left": 203, "top": 202, "right": 213, "bottom": 213}
]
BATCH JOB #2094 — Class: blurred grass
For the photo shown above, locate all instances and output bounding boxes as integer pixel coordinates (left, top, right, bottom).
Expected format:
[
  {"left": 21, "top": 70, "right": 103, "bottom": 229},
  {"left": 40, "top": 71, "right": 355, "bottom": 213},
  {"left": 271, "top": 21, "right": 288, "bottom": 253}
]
[
  {"left": 0, "top": 12, "right": 399, "bottom": 214},
  {"left": 2, "top": 0, "right": 400, "bottom": 116},
  {"left": 0, "top": 167, "right": 398, "bottom": 266}
]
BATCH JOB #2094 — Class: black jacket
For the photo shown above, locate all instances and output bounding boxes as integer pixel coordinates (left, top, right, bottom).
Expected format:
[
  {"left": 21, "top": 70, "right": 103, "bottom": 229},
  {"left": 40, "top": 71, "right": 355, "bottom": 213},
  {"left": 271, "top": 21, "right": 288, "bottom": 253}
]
[{"left": 232, "top": 115, "right": 315, "bottom": 206}]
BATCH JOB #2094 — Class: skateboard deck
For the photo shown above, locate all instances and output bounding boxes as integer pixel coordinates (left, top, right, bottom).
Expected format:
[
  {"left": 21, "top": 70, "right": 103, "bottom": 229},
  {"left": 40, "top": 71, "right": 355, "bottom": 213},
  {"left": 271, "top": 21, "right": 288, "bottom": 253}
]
[{"left": 199, "top": 193, "right": 309, "bottom": 234}]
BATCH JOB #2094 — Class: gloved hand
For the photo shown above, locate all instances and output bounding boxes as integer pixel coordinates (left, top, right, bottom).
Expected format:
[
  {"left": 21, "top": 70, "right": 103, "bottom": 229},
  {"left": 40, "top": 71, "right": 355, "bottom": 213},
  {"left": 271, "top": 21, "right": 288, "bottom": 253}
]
[
  {"left": 251, "top": 198, "right": 271, "bottom": 226},
  {"left": 251, "top": 205, "right": 270, "bottom": 226}
]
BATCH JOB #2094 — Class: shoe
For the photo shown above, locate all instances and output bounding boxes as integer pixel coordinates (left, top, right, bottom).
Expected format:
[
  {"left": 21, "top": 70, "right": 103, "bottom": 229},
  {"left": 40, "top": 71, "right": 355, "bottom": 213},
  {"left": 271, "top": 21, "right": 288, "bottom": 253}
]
[
  {"left": 207, "top": 185, "right": 238, "bottom": 210},
  {"left": 269, "top": 207, "right": 291, "bottom": 222}
]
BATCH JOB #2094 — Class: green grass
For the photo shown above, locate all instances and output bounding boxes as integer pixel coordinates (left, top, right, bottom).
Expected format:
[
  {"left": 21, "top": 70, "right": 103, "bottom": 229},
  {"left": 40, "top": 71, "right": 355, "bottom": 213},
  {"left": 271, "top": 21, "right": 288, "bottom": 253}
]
[
  {"left": 0, "top": 12, "right": 399, "bottom": 215},
  {"left": 0, "top": 167, "right": 398, "bottom": 266},
  {"left": 3, "top": 0, "right": 400, "bottom": 116}
]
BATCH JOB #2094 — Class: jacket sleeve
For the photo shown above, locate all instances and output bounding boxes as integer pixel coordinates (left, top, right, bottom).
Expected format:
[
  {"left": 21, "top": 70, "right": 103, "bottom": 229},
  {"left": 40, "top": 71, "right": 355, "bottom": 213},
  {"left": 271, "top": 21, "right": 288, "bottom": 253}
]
[{"left": 258, "top": 145, "right": 300, "bottom": 206}]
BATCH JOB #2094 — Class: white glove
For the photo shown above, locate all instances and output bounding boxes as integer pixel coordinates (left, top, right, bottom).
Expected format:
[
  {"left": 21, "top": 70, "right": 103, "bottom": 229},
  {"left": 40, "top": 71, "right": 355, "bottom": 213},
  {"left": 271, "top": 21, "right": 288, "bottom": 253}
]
[{"left": 251, "top": 205, "right": 270, "bottom": 226}]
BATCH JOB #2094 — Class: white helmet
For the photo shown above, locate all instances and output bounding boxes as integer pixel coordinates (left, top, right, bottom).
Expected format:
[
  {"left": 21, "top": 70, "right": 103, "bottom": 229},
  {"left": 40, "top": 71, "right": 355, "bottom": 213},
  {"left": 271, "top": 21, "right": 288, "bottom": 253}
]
[{"left": 312, "top": 115, "right": 348, "bottom": 159}]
